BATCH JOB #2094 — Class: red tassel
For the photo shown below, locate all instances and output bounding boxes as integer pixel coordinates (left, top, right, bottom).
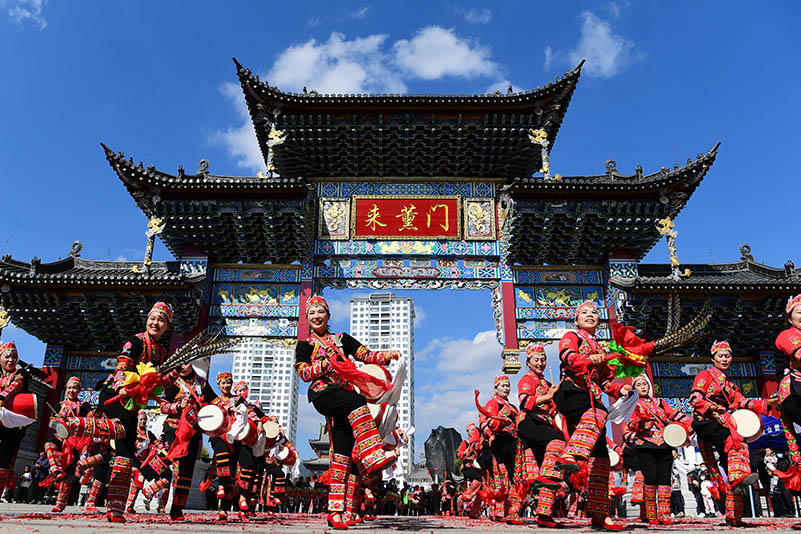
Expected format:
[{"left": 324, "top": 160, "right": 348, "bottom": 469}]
[
  {"left": 611, "top": 486, "right": 626, "bottom": 497},
  {"left": 775, "top": 464, "right": 801, "bottom": 492},
  {"left": 166, "top": 407, "right": 197, "bottom": 460},
  {"left": 611, "top": 322, "right": 654, "bottom": 356}
]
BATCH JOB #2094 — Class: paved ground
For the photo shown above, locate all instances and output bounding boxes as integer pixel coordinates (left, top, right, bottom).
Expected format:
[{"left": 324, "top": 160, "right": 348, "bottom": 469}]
[{"left": 0, "top": 504, "right": 798, "bottom": 533}]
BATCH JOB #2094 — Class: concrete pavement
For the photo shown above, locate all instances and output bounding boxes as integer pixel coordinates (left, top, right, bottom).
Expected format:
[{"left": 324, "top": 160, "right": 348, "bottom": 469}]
[{"left": 0, "top": 503, "right": 798, "bottom": 533}]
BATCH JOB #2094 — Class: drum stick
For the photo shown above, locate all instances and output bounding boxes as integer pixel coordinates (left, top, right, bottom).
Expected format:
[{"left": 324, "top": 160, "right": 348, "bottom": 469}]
[{"left": 549, "top": 367, "right": 554, "bottom": 384}]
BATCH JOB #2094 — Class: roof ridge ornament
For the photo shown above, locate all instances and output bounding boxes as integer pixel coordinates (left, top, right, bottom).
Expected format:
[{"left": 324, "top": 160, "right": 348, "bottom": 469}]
[
  {"left": 68, "top": 241, "right": 82, "bottom": 258},
  {"left": 656, "top": 217, "right": 691, "bottom": 280},
  {"left": 132, "top": 217, "right": 166, "bottom": 276},
  {"left": 197, "top": 159, "right": 209, "bottom": 177},
  {"left": 739, "top": 243, "right": 754, "bottom": 262},
  {"left": 528, "top": 128, "right": 561, "bottom": 181}
]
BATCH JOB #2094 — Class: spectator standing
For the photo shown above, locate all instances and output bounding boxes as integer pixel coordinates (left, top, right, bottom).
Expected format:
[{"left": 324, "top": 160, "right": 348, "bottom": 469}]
[
  {"left": 670, "top": 450, "right": 692, "bottom": 517},
  {"left": 32, "top": 451, "right": 48, "bottom": 504},
  {"left": 16, "top": 465, "right": 32, "bottom": 502},
  {"left": 700, "top": 472, "right": 718, "bottom": 517},
  {"left": 687, "top": 466, "right": 705, "bottom": 516}
]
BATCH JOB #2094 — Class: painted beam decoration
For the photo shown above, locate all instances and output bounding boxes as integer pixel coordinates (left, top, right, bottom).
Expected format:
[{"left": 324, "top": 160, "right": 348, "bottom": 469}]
[
  {"left": 513, "top": 268, "right": 611, "bottom": 342},
  {"left": 351, "top": 196, "right": 461, "bottom": 240},
  {"left": 210, "top": 266, "right": 300, "bottom": 337}
]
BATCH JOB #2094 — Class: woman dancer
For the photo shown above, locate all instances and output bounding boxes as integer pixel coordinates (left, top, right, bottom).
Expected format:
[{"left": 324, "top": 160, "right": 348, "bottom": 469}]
[
  {"left": 456, "top": 423, "right": 483, "bottom": 518},
  {"left": 161, "top": 361, "right": 215, "bottom": 520},
  {"left": 480, "top": 374, "right": 526, "bottom": 524},
  {"left": 45, "top": 376, "right": 92, "bottom": 512},
  {"left": 58, "top": 302, "right": 179, "bottom": 522},
  {"left": 553, "top": 301, "right": 631, "bottom": 531},
  {"left": 0, "top": 343, "right": 28, "bottom": 498},
  {"left": 775, "top": 295, "right": 801, "bottom": 466},
  {"left": 294, "top": 295, "right": 398, "bottom": 530},
  {"left": 517, "top": 343, "right": 569, "bottom": 527},
  {"left": 690, "top": 340, "right": 776, "bottom": 527},
  {"left": 623, "top": 374, "right": 690, "bottom": 526},
  {"left": 209, "top": 372, "right": 238, "bottom": 520}
]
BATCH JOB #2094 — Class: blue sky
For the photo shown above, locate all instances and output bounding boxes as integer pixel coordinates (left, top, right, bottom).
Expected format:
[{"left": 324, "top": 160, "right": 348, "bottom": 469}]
[{"left": 1, "top": 1, "right": 799, "bottom": 462}]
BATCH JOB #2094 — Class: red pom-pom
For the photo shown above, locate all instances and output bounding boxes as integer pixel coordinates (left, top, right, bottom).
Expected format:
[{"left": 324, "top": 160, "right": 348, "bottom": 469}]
[{"left": 569, "top": 462, "right": 589, "bottom": 491}]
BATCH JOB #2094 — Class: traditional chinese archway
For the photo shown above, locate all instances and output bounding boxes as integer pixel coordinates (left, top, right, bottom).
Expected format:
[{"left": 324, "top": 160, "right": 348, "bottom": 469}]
[{"left": 2, "top": 57, "right": 797, "bottom": 456}]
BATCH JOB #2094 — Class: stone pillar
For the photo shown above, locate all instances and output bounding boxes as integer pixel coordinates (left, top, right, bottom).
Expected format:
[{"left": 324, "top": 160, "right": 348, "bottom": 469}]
[{"left": 38, "top": 344, "right": 66, "bottom": 451}]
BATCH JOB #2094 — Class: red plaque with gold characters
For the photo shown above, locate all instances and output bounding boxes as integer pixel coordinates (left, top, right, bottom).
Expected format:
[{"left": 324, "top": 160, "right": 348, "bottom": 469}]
[{"left": 351, "top": 196, "right": 461, "bottom": 240}]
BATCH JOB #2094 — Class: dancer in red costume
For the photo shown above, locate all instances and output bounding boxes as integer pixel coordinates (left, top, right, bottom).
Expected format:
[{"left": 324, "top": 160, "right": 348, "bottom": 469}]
[
  {"left": 623, "top": 374, "right": 690, "bottom": 526},
  {"left": 231, "top": 380, "right": 267, "bottom": 519},
  {"left": 553, "top": 300, "right": 631, "bottom": 531},
  {"left": 57, "top": 301, "right": 179, "bottom": 522},
  {"left": 456, "top": 423, "right": 484, "bottom": 518},
  {"left": 294, "top": 295, "right": 398, "bottom": 530},
  {"left": 774, "top": 295, "right": 801, "bottom": 467},
  {"left": 479, "top": 374, "right": 527, "bottom": 525},
  {"left": 0, "top": 343, "right": 29, "bottom": 502},
  {"left": 690, "top": 340, "right": 777, "bottom": 527},
  {"left": 209, "top": 372, "right": 238, "bottom": 519},
  {"left": 517, "top": 343, "right": 568, "bottom": 528},
  {"left": 44, "top": 376, "right": 92, "bottom": 512},
  {"left": 161, "top": 361, "right": 215, "bottom": 520}
]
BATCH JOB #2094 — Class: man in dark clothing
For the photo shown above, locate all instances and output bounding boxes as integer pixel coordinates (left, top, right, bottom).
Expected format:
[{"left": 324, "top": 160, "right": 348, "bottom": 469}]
[{"left": 32, "top": 451, "right": 49, "bottom": 504}]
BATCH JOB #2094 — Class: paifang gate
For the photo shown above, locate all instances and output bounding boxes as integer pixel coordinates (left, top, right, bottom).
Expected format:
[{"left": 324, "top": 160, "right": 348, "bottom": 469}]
[{"left": 3, "top": 58, "right": 796, "bottom": 457}]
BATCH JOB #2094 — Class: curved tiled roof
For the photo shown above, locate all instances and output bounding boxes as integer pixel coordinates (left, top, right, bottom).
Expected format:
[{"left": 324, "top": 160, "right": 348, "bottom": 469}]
[
  {"left": 102, "top": 144, "right": 307, "bottom": 193},
  {"left": 613, "top": 256, "right": 801, "bottom": 292},
  {"left": 0, "top": 255, "right": 204, "bottom": 286},
  {"left": 511, "top": 142, "right": 720, "bottom": 193},
  {"left": 234, "top": 58, "right": 584, "bottom": 178}
]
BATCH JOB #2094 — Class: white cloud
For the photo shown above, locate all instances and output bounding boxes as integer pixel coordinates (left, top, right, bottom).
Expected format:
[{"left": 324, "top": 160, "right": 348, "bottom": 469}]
[
  {"left": 393, "top": 26, "right": 500, "bottom": 80},
  {"left": 461, "top": 7, "right": 492, "bottom": 24},
  {"left": 350, "top": 6, "right": 370, "bottom": 19},
  {"left": 413, "top": 330, "right": 504, "bottom": 450},
  {"left": 605, "top": 0, "right": 631, "bottom": 19},
  {"left": 209, "top": 82, "right": 264, "bottom": 173},
  {"left": 3, "top": 0, "right": 47, "bottom": 30},
  {"left": 308, "top": 16, "right": 321, "bottom": 27},
  {"left": 567, "top": 11, "right": 644, "bottom": 78},
  {"left": 543, "top": 45, "right": 555, "bottom": 71},
  {"left": 413, "top": 304, "right": 426, "bottom": 328},
  {"left": 270, "top": 32, "right": 406, "bottom": 94}
]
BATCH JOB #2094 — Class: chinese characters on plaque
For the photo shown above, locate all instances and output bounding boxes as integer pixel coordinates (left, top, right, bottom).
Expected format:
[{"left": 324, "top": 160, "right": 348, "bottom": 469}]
[
  {"left": 318, "top": 196, "right": 496, "bottom": 241},
  {"left": 353, "top": 197, "right": 461, "bottom": 239}
]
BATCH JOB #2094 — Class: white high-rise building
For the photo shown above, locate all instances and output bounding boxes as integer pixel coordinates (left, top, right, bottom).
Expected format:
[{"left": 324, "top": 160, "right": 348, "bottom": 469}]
[
  {"left": 350, "top": 293, "right": 415, "bottom": 471},
  {"left": 231, "top": 337, "right": 299, "bottom": 443}
]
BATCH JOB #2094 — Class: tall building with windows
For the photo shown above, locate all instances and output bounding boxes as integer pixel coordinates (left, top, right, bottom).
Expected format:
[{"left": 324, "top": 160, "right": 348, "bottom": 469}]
[
  {"left": 231, "top": 337, "right": 299, "bottom": 443},
  {"left": 350, "top": 293, "right": 415, "bottom": 471}
]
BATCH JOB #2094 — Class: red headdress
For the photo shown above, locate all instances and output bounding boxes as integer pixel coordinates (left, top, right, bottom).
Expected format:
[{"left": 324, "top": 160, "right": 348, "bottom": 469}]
[
  {"left": 787, "top": 294, "right": 801, "bottom": 316},
  {"left": 148, "top": 301, "right": 173, "bottom": 323},
  {"left": 65, "top": 376, "right": 81, "bottom": 389},
  {"left": 234, "top": 380, "right": 249, "bottom": 399},
  {"left": 306, "top": 295, "right": 329, "bottom": 314},
  {"left": 216, "top": 372, "right": 233, "bottom": 384},
  {"left": 711, "top": 340, "right": 731, "bottom": 355},
  {"left": 0, "top": 342, "right": 17, "bottom": 356},
  {"left": 494, "top": 374, "right": 510, "bottom": 387},
  {"left": 525, "top": 344, "right": 545, "bottom": 360},
  {"left": 575, "top": 300, "right": 598, "bottom": 316}
]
